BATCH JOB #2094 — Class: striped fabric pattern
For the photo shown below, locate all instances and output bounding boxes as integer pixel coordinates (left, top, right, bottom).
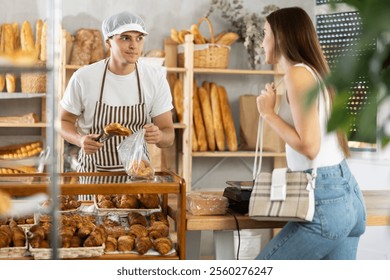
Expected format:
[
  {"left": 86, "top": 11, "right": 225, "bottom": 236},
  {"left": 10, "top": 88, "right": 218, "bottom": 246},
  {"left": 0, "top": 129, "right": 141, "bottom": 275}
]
[{"left": 249, "top": 171, "right": 314, "bottom": 222}]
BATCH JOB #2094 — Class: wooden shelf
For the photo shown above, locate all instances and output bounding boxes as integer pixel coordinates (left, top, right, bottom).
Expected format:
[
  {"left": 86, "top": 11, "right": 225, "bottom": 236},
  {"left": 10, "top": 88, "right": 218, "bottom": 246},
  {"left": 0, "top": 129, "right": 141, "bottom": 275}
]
[
  {"left": 193, "top": 68, "right": 284, "bottom": 75},
  {"left": 0, "top": 93, "right": 46, "bottom": 99},
  {"left": 0, "top": 122, "right": 47, "bottom": 128},
  {"left": 192, "top": 151, "right": 286, "bottom": 157}
]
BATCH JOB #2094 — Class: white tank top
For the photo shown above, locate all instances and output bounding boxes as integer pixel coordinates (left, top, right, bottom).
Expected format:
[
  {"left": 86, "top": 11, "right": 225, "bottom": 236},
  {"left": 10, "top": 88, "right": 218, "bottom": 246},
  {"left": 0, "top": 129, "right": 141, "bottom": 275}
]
[{"left": 278, "top": 63, "right": 344, "bottom": 171}]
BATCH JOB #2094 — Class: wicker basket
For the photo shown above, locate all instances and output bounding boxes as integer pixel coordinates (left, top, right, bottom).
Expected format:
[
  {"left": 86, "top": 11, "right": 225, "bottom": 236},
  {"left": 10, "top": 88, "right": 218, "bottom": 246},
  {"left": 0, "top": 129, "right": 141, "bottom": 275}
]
[
  {"left": 178, "top": 17, "right": 230, "bottom": 68},
  {"left": 21, "top": 63, "right": 46, "bottom": 93}
]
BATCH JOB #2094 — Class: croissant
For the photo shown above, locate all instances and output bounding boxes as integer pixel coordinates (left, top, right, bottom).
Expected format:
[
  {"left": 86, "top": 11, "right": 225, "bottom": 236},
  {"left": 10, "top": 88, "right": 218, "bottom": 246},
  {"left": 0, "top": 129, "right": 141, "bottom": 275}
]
[
  {"left": 70, "top": 235, "right": 82, "bottom": 247},
  {"left": 83, "top": 225, "right": 107, "bottom": 247},
  {"left": 103, "top": 225, "right": 126, "bottom": 238},
  {"left": 117, "top": 235, "right": 135, "bottom": 252},
  {"left": 148, "top": 222, "right": 169, "bottom": 240},
  {"left": 135, "top": 236, "right": 152, "bottom": 255},
  {"left": 0, "top": 226, "right": 12, "bottom": 248},
  {"left": 119, "top": 194, "right": 138, "bottom": 209},
  {"left": 59, "top": 226, "right": 76, "bottom": 248},
  {"left": 128, "top": 212, "right": 147, "bottom": 227},
  {"left": 10, "top": 224, "right": 26, "bottom": 247},
  {"left": 129, "top": 224, "right": 147, "bottom": 238},
  {"left": 98, "top": 200, "right": 115, "bottom": 208},
  {"left": 153, "top": 237, "right": 173, "bottom": 255},
  {"left": 77, "top": 221, "right": 96, "bottom": 239},
  {"left": 29, "top": 224, "right": 46, "bottom": 240},
  {"left": 149, "top": 212, "right": 169, "bottom": 226},
  {"left": 137, "top": 194, "right": 160, "bottom": 209},
  {"left": 105, "top": 236, "right": 118, "bottom": 252}
]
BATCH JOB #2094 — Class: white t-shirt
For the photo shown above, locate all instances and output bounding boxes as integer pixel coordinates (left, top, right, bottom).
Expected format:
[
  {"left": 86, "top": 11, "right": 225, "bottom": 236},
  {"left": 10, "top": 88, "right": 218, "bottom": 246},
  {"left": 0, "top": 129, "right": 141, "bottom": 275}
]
[
  {"left": 60, "top": 60, "right": 173, "bottom": 135},
  {"left": 278, "top": 63, "right": 344, "bottom": 171}
]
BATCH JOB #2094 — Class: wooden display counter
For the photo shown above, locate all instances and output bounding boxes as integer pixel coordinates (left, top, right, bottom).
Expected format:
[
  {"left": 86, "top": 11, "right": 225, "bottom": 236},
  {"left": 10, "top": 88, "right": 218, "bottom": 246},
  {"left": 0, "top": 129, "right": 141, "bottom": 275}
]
[
  {"left": 0, "top": 171, "right": 186, "bottom": 260},
  {"left": 179, "top": 190, "right": 390, "bottom": 259}
]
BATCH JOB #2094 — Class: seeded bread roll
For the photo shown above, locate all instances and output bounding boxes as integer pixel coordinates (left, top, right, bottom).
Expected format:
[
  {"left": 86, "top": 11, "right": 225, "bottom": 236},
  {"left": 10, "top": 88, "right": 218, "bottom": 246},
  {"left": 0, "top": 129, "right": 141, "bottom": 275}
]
[
  {"left": 198, "top": 86, "right": 215, "bottom": 151},
  {"left": 218, "top": 86, "right": 238, "bottom": 151},
  {"left": 210, "top": 83, "right": 225, "bottom": 151}
]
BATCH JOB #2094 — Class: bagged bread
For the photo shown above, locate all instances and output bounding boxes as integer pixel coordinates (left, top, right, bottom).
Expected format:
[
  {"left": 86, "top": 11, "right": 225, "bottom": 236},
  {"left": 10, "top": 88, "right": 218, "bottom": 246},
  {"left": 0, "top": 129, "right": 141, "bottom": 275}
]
[{"left": 186, "top": 192, "right": 228, "bottom": 215}]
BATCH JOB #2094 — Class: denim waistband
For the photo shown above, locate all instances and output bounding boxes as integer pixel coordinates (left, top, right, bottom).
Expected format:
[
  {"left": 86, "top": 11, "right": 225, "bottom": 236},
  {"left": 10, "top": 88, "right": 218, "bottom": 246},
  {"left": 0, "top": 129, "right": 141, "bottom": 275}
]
[{"left": 305, "top": 159, "right": 351, "bottom": 180}]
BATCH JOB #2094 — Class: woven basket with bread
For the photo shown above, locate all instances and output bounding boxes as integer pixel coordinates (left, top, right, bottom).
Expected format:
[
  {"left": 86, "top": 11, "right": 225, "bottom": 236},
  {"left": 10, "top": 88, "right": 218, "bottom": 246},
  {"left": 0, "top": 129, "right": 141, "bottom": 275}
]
[{"left": 172, "top": 17, "right": 238, "bottom": 69}]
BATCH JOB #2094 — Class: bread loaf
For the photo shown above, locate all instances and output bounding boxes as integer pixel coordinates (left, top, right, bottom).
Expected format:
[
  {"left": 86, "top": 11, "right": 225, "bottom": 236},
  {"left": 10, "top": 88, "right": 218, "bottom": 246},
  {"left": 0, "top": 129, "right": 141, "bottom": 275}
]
[
  {"left": 218, "top": 86, "right": 238, "bottom": 151},
  {"left": 192, "top": 126, "right": 198, "bottom": 152},
  {"left": 0, "top": 113, "right": 38, "bottom": 124},
  {"left": 0, "top": 190, "right": 11, "bottom": 215},
  {"left": 210, "top": 83, "right": 225, "bottom": 151},
  {"left": 21, "top": 21, "right": 35, "bottom": 53},
  {"left": 193, "top": 84, "right": 207, "bottom": 151},
  {"left": 2, "top": 24, "right": 15, "bottom": 54},
  {"left": 186, "top": 192, "right": 228, "bottom": 215},
  {"left": 70, "top": 29, "right": 94, "bottom": 65},
  {"left": 11, "top": 23, "right": 20, "bottom": 51},
  {"left": 5, "top": 74, "right": 16, "bottom": 93},
  {"left": 215, "top": 32, "right": 239, "bottom": 46},
  {"left": 198, "top": 86, "right": 215, "bottom": 151},
  {"left": 90, "top": 29, "right": 105, "bottom": 63}
]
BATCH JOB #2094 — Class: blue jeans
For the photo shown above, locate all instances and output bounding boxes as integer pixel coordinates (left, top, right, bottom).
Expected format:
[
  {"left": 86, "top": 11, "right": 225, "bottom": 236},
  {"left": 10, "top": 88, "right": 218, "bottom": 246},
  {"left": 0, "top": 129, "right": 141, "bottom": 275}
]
[{"left": 255, "top": 159, "right": 366, "bottom": 260}]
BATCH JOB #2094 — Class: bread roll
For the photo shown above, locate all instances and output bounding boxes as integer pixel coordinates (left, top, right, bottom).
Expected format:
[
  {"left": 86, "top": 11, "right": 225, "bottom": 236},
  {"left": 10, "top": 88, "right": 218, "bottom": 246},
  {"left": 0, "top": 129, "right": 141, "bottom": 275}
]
[
  {"left": 40, "top": 21, "right": 47, "bottom": 61},
  {"left": 218, "top": 86, "right": 238, "bottom": 151},
  {"left": 193, "top": 85, "right": 207, "bottom": 151},
  {"left": 210, "top": 83, "right": 225, "bottom": 151},
  {"left": 5, "top": 74, "right": 16, "bottom": 93},
  {"left": 21, "top": 21, "right": 35, "bottom": 53},
  {"left": 173, "top": 79, "right": 184, "bottom": 122},
  {"left": 198, "top": 86, "right": 215, "bottom": 151}
]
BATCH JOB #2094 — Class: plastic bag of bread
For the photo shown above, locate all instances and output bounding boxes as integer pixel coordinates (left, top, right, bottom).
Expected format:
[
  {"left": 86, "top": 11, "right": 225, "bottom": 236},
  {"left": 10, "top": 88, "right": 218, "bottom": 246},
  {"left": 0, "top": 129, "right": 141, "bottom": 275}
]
[
  {"left": 186, "top": 192, "right": 228, "bottom": 216},
  {"left": 117, "top": 129, "right": 154, "bottom": 180}
]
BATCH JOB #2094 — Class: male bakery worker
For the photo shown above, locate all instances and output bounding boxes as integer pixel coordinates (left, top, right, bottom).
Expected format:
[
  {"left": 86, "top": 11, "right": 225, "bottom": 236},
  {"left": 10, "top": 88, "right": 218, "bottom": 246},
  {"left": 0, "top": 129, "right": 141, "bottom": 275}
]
[{"left": 60, "top": 11, "right": 174, "bottom": 173}]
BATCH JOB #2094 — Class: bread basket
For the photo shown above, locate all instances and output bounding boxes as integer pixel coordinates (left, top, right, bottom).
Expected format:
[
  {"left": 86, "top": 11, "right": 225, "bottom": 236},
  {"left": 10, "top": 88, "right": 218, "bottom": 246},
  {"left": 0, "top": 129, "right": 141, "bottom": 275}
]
[{"left": 178, "top": 17, "right": 230, "bottom": 69}]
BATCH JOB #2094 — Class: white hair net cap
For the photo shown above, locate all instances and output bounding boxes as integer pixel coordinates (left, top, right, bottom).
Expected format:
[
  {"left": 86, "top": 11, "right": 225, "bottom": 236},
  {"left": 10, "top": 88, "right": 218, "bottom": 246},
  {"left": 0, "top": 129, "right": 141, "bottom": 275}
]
[{"left": 102, "top": 11, "right": 148, "bottom": 40}]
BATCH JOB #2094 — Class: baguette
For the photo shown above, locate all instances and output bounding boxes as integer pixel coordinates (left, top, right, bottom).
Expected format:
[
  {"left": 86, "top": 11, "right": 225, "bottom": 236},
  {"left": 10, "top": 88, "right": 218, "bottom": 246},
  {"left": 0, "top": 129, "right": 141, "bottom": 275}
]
[
  {"left": 40, "top": 21, "right": 47, "bottom": 61},
  {"left": 35, "top": 19, "right": 43, "bottom": 60},
  {"left": 192, "top": 126, "right": 198, "bottom": 152},
  {"left": 193, "top": 85, "right": 207, "bottom": 151},
  {"left": 21, "top": 21, "right": 35, "bottom": 53},
  {"left": 218, "top": 86, "right": 238, "bottom": 151},
  {"left": 12, "top": 23, "right": 19, "bottom": 51},
  {"left": 2, "top": 24, "right": 15, "bottom": 54},
  {"left": 0, "top": 75, "right": 5, "bottom": 92},
  {"left": 170, "top": 28, "right": 181, "bottom": 44},
  {"left": 190, "top": 24, "right": 206, "bottom": 44},
  {"left": 210, "top": 83, "right": 225, "bottom": 151},
  {"left": 215, "top": 32, "right": 239, "bottom": 46},
  {"left": 198, "top": 86, "right": 215, "bottom": 151},
  {"left": 173, "top": 79, "right": 184, "bottom": 123}
]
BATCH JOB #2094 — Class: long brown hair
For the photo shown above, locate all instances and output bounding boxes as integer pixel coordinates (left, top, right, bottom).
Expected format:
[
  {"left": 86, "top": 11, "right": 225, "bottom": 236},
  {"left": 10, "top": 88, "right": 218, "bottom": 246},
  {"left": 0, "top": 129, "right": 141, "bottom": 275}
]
[{"left": 267, "top": 7, "right": 350, "bottom": 157}]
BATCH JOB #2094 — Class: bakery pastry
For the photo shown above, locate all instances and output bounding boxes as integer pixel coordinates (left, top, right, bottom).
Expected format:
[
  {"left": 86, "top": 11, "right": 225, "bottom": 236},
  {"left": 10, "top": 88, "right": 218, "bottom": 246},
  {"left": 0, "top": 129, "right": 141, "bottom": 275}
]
[
  {"left": 104, "top": 122, "right": 132, "bottom": 136},
  {"left": 135, "top": 236, "right": 152, "bottom": 255},
  {"left": 129, "top": 224, "right": 147, "bottom": 238},
  {"left": 137, "top": 194, "right": 160, "bottom": 209},
  {"left": 198, "top": 86, "right": 215, "bottom": 151},
  {"left": 105, "top": 236, "right": 118, "bottom": 252},
  {"left": 5, "top": 74, "right": 16, "bottom": 93},
  {"left": 210, "top": 83, "right": 225, "bottom": 151},
  {"left": 128, "top": 212, "right": 147, "bottom": 227},
  {"left": 118, "top": 194, "right": 138, "bottom": 209},
  {"left": 148, "top": 221, "right": 169, "bottom": 240},
  {"left": 153, "top": 237, "right": 173, "bottom": 255},
  {"left": 127, "top": 160, "right": 154, "bottom": 179},
  {"left": 218, "top": 86, "right": 238, "bottom": 151},
  {"left": 0, "top": 190, "right": 11, "bottom": 215},
  {"left": 149, "top": 212, "right": 169, "bottom": 226},
  {"left": 117, "top": 235, "right": 134, "bottom": 252},
  {"left": 193, "top": 84, "right": 208, "bottom": 151}
]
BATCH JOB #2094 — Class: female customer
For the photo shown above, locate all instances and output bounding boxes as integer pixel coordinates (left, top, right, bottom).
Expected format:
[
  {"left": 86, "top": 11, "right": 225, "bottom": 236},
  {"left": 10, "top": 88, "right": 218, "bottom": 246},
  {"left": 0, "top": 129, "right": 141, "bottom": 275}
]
[{"left": 256, "top": 7, "right": 366, "bottom": 259}]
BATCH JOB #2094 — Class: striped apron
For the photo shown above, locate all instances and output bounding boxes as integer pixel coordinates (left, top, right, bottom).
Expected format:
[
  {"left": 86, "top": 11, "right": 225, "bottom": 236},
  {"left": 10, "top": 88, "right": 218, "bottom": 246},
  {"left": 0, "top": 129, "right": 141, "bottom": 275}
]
[{"left": 78, "top": 59, "right": 148, "bottom": 197}]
